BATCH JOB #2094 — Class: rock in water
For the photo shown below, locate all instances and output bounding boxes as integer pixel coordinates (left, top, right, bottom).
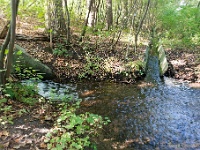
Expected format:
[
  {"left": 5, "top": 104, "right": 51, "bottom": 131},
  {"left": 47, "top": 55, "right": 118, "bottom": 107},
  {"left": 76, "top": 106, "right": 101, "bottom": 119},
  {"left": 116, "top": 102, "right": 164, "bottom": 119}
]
[
  {"left": 145, "top": 55, "right": 161, "bottom": 83},
  {"left": 158, "top": 45, "right": 168, "bottom": 76},
  {"left": 144, "top": 44, "right": 168, "bottom": 83}
]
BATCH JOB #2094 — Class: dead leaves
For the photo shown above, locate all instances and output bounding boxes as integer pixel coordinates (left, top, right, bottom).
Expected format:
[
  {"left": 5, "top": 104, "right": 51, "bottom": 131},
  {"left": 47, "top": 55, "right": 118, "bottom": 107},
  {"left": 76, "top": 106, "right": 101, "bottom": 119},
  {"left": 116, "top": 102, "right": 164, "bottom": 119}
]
[
  {"left": 0, "top": 120, "right": 49, "bottom": 149},
  {"left": 0, "top": 131, "right": 47, "bottom": 150},
  {"left": 0, "top": 99, "right": 54, "bottom": 149}
]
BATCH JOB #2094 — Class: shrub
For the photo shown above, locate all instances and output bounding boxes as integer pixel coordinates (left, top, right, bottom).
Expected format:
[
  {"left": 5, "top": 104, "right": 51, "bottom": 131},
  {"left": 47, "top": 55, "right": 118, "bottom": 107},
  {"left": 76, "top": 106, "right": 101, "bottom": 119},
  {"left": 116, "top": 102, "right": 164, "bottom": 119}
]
[{"left": 45, "top": 101, "right": 110, "bottom": 150}]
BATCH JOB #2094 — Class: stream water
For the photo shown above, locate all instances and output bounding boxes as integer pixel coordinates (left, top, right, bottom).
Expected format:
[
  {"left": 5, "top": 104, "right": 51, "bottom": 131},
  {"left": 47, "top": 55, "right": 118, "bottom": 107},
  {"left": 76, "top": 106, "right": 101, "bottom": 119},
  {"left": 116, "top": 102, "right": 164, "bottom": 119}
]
[{"left": 35, "top": 77, "right": 200, "bottom": 150}]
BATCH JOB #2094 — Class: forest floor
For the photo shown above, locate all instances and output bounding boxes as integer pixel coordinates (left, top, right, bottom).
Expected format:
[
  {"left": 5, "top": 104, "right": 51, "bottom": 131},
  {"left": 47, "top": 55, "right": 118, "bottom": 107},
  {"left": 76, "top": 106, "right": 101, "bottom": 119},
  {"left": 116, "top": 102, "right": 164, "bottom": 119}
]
[
  {"left": 1, "top": 17, "right": 200, "bottom": 85},
  {"left": 0, "top": 18, "right": 200, "bottom": 149}
]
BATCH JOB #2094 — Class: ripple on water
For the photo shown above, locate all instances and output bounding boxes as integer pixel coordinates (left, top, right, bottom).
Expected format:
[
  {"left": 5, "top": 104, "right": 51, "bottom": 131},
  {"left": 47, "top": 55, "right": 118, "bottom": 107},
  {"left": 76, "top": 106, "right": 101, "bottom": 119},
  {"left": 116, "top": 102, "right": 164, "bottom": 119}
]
[{"left": 29, "top": 78, "right": 200, "bottom": 150}]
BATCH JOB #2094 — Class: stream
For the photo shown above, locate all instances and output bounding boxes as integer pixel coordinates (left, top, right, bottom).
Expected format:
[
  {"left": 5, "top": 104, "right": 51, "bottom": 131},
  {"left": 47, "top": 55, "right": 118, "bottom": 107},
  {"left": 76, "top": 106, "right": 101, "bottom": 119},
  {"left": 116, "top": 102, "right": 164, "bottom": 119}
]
[{"left": 33, "top": 77, "right": 200, "bottom": 150}]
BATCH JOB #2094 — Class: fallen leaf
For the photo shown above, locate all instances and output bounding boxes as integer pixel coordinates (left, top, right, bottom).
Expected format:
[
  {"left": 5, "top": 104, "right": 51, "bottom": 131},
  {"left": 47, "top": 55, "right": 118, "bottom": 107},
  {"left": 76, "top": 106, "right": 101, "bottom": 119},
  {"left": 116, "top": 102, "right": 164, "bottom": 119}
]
[
  {"left": 24, "top": 138, "right": 33, "bottom": 144},
  {"left": 39, "top": 142, "right": 47, "bottom": 149},
  {"left": 14, "top": 136, "right": 24, "bottom": 143},
  {"left": 0, "top": 130, "right": 9, "bottom": 137}
]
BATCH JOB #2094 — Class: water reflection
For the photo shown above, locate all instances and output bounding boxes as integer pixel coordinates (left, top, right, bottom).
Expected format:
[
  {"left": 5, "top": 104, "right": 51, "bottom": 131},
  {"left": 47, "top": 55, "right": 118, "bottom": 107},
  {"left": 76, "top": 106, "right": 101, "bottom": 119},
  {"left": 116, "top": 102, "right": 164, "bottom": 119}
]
[{"left": 36, "top": 78, "right": 200, "bottom": 150}]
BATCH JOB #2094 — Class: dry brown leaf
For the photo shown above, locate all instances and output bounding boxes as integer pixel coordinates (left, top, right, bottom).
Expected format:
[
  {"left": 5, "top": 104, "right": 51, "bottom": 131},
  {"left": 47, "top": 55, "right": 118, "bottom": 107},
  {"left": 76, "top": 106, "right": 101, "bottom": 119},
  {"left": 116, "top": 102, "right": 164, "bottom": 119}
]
[
  {"left": 39, "top": 142, "right": 47, "bottom": 149},
  {"left": 0, "top": 130, "right": 9, "bottom": 137},
  {"left": 14, "top": 136, "right": 24, "bottom": 143},
  {"left": 24, "top": 138, "right": 33, "bottom": 144}
]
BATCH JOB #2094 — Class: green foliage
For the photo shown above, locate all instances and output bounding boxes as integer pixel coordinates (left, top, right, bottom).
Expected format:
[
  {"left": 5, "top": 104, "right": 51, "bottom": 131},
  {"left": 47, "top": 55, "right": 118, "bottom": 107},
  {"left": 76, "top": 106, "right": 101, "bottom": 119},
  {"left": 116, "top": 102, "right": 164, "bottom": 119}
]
[
  {"left": 53, "top": 43, "right": 69, "bottom": 57},
  {"left": 3, "top": 82, "right": 38, "bottom": 105},
  {"left": 0, "top": 97, "right": 29, "bottom": 126},
  {"left": 158, "top": 4, "right": 200, "bottom": 47},
  {"left": 18, "top": 0, "right": 45, "bottom": 22},
  {"left": 79, "top": 54, "right": 102, "bottom": 79},
  {"left": 15, "top": 66, "right": 44, "bottom": 80},
  {"left": 0, "top": 98, "right": 13, "bottom": 126},
  {"left": 45, "top": 101, "right": 110, "bottom": 150},
  {"left": 49, "top": 89, "right": 75, "bottom": 103},
  {"left": 14, "top": 50, "right": 44, "bottom": 80},
  {"left": 0, "top": 97, "right": 28, "bottom": 127},
  {"left": 0, "top": 0, "right": 10, "bottom": 18}
]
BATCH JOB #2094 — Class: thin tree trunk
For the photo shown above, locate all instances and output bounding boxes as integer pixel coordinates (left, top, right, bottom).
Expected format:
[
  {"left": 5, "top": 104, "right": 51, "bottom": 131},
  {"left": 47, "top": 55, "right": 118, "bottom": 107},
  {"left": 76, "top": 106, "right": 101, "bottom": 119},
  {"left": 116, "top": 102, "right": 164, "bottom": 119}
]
[
  {"left": 45, "top": 0, "right": 67, "bottom": 37},
  {"left": 64, "top": 0, "right": 71, "bottom": 44},
  {"left": 79, "top": 0, "right": 94, "bottom": 42},
  {"left": 122, "top": 0, "right": 128, "bottom": 28},
  {"left": 95, "top": 0, "right": 101, "bottom": 27},
  {"left": 134, "top": 0, "right": 150, "bottom": 51},
  {"left": 105, "top": 0, "right": 113, "bottom": 30},
  {"left": 87, "top": 0, "right": 96, "bottom": 27},
  {"left": 0, "top": 0, "right": 19, "bottom": 85},
  {"left": 5, "top": 0, "right": 17, "bottom": 80}
]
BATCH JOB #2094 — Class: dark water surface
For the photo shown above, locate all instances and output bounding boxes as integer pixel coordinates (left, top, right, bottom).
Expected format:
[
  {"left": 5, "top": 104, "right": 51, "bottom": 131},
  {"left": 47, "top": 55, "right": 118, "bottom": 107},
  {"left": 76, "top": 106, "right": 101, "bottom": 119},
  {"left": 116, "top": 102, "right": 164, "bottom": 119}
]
[{"left": 37, "top": 77, "right": 200, "bottom": 150}]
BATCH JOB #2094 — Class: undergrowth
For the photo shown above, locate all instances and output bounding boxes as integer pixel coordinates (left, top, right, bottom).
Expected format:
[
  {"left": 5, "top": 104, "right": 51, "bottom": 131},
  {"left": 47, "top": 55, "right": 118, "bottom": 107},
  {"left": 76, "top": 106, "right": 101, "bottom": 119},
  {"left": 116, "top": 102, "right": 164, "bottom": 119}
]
[
  {"left": 3, "top": 82, "right": 39, "bottom": 105},
  {"left": 45, "top": 100, "right": 110, "bottom": 150}
]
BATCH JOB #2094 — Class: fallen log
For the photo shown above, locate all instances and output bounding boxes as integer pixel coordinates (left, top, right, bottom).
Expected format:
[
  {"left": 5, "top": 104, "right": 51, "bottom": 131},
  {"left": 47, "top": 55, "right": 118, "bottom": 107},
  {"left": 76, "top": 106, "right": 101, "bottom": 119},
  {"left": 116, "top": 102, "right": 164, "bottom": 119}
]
[{"left": 16, "top": 34, "right": 50, "bottom": 41}]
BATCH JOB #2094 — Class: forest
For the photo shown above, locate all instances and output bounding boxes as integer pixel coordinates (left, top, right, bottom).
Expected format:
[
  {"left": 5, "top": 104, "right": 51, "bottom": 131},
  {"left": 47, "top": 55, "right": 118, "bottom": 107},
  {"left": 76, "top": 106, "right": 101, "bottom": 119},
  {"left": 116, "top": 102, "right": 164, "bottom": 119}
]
[{"left": 0, "top": 0, "right": 200, "bottom": 149}]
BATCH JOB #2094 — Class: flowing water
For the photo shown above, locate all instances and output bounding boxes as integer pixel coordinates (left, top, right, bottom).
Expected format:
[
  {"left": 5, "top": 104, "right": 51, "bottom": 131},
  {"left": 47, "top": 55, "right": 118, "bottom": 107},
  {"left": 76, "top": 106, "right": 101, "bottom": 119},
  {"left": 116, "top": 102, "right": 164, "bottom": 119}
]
[{"left": 35, "top": 77, "right": 200, "bottom": 150}]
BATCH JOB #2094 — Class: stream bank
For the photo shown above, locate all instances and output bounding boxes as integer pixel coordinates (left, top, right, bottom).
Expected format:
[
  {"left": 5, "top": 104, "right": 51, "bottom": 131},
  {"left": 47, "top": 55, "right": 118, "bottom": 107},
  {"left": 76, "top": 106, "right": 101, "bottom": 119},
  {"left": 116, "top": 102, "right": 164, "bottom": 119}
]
[
  {"left": 22, "top": 77, "right": 200, "bottom": 149},
  {"left": 1, "top": 38, "right": 199, "bottom": 85}
]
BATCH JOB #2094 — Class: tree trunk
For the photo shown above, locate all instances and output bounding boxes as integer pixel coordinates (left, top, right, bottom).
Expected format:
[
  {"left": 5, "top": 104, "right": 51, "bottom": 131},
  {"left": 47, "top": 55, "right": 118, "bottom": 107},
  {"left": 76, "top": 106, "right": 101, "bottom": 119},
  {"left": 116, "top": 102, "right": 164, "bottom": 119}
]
[
  {"left": 63, "top": 0, "right": 71, "bottom": 44},
  {"left": 87, "top": 0, "right": 96, "bottom": 27},
  {"left": 45, "top": 0, "right": 67, "bottom": 37},
  {"left": 79, "top": 0, "right": 94, "bottom": 41},
  {"left": 134, "top": 0, "right": 151, "bottom": 51},
  {"left": 5, "top": 0, "right": 17, "bottom": 80},
  {"left": 105, "top": 0, "right": 113, "bottom": 30},
  {"left": 0, "top": 27, "right": 11, "bottom": 85},
  {"left": 122, "top": 0, "right": 128, "bottom": 28},
  {"left": 0, "top": 0, "right": 19, "bottom": 85}
]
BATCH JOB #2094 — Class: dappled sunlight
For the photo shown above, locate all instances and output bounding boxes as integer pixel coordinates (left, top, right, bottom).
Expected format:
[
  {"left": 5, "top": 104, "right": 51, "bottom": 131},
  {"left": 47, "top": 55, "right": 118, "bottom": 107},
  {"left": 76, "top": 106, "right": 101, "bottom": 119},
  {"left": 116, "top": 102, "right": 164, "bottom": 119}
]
[
  {"left": 0, "top": 116, "right": 51, "bottom": 149},
  {"left": 0, "top": 0, "right": 199, "bottom": 149}
]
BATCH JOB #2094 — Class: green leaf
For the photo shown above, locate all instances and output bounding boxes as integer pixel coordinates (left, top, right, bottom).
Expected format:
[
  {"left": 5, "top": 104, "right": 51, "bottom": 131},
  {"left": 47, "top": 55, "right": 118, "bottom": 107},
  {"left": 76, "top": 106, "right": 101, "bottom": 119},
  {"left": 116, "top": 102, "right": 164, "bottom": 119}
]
[
  {"left": 47, "top": 143, "right": 52, "bottom": 149},
  {"left": 54, "top": 145, "right": 62, "bottom": 150},
  {"left": 71, "top": 142, "right": 82, "bottom": 149},
  {"left": 5, "top": 49, "right": 9, "bottom": 54},
  {"left": 4, "top": 94, "right": 11, "bottom": 97},
  {"left": 46, "top": 132, "right": 52, "bottom": 138},
  {"left": 0, "top": 98, "right": 7, "bottom": 104},
  {"left": 15, "top": 66, "right": 20, "bottom": 72},
  {"left": 16, "top": 50, "right": 22, "bottom": 55},
  {"left": 0, "top": 69, "right": 6, "bottom": 73}
]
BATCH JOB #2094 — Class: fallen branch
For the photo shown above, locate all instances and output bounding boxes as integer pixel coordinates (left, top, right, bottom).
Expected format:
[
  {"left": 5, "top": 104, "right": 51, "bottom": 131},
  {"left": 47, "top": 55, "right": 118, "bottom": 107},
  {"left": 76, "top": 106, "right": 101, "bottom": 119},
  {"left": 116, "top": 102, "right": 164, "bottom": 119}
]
[{"left": 16, "top": 34, "right": 50, "bottom": 41}]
